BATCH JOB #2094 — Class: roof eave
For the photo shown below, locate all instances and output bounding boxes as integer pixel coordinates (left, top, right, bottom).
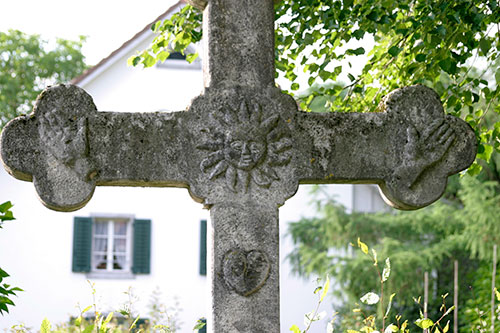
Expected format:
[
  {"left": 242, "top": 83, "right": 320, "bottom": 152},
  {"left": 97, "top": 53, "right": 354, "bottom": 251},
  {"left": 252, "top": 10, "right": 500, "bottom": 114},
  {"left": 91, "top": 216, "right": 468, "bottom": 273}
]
[{"left": 72, "top": 0, "right": 184, "bottom": 87}]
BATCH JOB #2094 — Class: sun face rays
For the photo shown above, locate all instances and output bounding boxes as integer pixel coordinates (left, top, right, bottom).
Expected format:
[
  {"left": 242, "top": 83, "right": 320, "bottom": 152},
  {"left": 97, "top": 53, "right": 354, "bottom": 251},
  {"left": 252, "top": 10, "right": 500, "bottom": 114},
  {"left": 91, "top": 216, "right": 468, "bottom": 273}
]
[{"left": 197, "top": 100, "right": 292, "bottom": 192}]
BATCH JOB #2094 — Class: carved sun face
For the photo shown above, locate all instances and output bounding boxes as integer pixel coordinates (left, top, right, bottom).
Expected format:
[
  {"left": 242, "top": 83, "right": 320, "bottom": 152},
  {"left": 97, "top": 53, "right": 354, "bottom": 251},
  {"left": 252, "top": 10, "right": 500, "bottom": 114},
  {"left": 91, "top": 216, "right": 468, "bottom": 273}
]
[
  {"left": 224, "top": 135, "right": 266, "bottom": 171},
  {"left": 197, "top": 101, "right": 292, "bottom": 192}
]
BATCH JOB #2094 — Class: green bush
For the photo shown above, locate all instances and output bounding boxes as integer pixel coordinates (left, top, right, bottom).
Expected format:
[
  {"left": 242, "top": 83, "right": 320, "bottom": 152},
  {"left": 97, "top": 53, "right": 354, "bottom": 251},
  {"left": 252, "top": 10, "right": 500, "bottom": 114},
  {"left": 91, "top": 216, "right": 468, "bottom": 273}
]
[{"left": 0, "top": 201, "right": 22, "bottom": 315}]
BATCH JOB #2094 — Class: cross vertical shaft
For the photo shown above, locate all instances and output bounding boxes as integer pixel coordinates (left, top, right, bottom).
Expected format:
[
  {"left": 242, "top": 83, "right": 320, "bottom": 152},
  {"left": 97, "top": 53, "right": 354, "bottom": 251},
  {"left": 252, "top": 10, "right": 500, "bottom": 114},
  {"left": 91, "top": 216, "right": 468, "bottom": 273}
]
[
  {"left": 211, "top": 203, "right": 280, "bottom": 332},
  {"left": 201, "top": 1, "right": 282, "bottom": 331},
  {"left": 203, "top": 0, "right": 276, "bottom": 89}
]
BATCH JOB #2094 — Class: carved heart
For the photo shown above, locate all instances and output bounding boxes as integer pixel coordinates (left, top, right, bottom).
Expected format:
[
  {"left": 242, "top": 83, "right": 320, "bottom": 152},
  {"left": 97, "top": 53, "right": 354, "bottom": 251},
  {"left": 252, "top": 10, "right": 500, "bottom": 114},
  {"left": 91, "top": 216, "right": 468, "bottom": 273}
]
[{"left": 222, "top": 249, "right": 270, "bottom": 296}]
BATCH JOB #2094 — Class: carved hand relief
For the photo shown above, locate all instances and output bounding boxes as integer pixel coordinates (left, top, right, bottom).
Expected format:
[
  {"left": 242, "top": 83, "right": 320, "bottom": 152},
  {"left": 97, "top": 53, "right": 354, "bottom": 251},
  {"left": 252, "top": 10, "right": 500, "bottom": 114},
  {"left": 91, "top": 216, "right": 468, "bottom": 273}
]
[
  {"left": 398, "top": 117, "right": 456, "bottom": 188},
  {"left": 197, "top": 100, "right": 292, "bottom": 192},
  {"left": 36, "top": 85, "right": 96, "bottom": 182},
  {"left": 380, "top": 86, "right": 457, "bottom": 189},
  {"left": 371, "top": 85, "right": 477, "bottom": 210},
  {"left": 222, "top": 249, "right": 270, "bottom": 297}
]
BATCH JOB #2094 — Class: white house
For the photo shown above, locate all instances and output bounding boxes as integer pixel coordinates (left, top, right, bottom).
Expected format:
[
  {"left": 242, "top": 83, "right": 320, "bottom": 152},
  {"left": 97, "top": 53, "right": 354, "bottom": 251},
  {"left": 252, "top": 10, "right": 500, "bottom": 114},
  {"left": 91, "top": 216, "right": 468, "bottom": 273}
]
[{"left": 0, "top": 2, "right": 388, "bottom": 331}]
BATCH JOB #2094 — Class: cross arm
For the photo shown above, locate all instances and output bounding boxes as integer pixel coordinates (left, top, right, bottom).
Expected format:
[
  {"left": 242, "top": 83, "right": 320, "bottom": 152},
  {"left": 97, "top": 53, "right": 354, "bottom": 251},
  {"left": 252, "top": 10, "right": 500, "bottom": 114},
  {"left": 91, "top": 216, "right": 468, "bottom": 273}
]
[
  {"left": 1, "top": 84, "right": 196, "bottom": 211},
  {"left": 293, "top": 85, "right": 477, "bottom": 210}
]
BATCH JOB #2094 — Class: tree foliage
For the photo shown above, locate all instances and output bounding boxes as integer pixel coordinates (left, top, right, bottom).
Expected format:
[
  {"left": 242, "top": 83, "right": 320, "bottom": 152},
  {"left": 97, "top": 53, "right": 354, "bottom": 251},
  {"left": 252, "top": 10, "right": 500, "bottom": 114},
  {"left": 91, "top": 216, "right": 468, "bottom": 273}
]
[
  {"left": 131, "top": 0, "right": 500, "bottom": 176},
  {"left": 286, "top": 165, "right": 500, "bottom": 329},
  {"left": 0, "top": 30, "right": 87, "bottom": 127}
]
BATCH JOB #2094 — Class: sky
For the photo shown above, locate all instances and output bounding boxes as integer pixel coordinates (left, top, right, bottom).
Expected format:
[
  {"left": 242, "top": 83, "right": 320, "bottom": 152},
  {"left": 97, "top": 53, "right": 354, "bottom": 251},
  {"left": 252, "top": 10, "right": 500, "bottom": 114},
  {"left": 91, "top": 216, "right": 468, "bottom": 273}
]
[{"left": 0, "top": 0, "right": 181, "bottom": 65}]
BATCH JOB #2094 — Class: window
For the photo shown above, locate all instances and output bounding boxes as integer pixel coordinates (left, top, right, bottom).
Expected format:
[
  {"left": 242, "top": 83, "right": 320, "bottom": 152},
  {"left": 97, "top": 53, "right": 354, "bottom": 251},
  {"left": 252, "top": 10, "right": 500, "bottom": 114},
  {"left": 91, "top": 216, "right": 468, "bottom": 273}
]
[
  {"left": 72, "top": 216, "right": 151, "bottom": 277},
  {"left": 92, "top": 217, "right": 132, "bottom": 272}
]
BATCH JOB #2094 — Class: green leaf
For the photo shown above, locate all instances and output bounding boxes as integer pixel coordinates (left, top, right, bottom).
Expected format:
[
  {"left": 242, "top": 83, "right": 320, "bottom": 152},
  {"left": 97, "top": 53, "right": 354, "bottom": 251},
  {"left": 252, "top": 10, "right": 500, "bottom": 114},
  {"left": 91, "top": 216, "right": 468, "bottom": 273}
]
[
  {"left": 477, "top": 144, "right": 493, "bottom": 162},
  {"left": 186, "top": 52, "right": 199, "bottom": 63},
  {"left": 0, "top": 210, "right": 14, "bottom": 222},
  {"left": 384, "top": 324, "right": 398, "bottom": 333},
  {"left": 352, "top": 29, "right": 365, "bottom": 39},
  {"left": 129, "top": 315, "right": 140, "bottom": 330},
  {"left": 193, "top": 318, "right": 206, "bottom": 330},
  {"left": 360, "top": 292, "right": 379, "bottom": 305},
  {"left": 0, "top": 268, "right": 9, "bottom": 278},
  {"left": 320, "top": 275, "right": 330, "bottom": 302},
  {"left": 415, "top": 318, "right": 434, "bottom": 329},
  {"left": 388, "top": 46, "right": 402, "bottom": 57},
  {"left": 466, "top": 162, "right": 482, "bottom": 176},
  {"left": 442, "top": 305, "right": 455, "bottom": 317},
  {"left": 103, "top": 311, "right": 113, "bottom": 325},
  {"left": 151, "top": 20, "right": 162, "bottom": 32},
  {"left": 438, "top": 58, "right": 457, "bottom": 74},
  {"left": 415, "top": 54, "right": 426, "bottom": 62},
  {"left": 384, "top": 293, "right": 396, "bottom": 317},
  {"left": 366, "top": 10, "right": 379, "bottom": 21},
  {"left": 40, "top": 318, "right": 51, "bottom": 333},
  {"left": 357, "top": 238, "right": 369, "bottom": 254},
  {"left": 0, "top": 201, "right": 13, "bottom": 214},
  {"left": 443, "top": 320, "right": 450, "bottom": 333},
  {"left": 479, "top": 38, "right": 491, "bottom": 55},
  {"left": 347, "top": 47, "right": 365, "bottom": 55},
  {"left": 382, "top": 258, "right": 391, "bottom": 282},
  {"left": 157, "top": 51, "right": 170, "bottom": 63},
  {"left": 289, "top": 324, "right": 301, "bottom": 333},
  {"left": 142, "top": 53, "right": 156, "bottom": 68},
  {"left": 127, "top": 55, "right": 141, "bottom": 67},
  {"left": 82, "top": 324, "right": 94, "bottom": 333},
  {"left": 369, "top": 249, "right": 376, "bottom": 266},
  {"left": 82, "top": 305, "right": 92, "bottom": 314}
]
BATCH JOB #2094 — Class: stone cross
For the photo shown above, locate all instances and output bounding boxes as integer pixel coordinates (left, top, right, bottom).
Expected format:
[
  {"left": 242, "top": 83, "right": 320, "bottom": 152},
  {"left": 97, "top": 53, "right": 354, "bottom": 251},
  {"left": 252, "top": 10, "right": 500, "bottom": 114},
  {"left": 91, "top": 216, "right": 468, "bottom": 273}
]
[{"left": 1, "top": 1, "right": 476, "bottom": 332}]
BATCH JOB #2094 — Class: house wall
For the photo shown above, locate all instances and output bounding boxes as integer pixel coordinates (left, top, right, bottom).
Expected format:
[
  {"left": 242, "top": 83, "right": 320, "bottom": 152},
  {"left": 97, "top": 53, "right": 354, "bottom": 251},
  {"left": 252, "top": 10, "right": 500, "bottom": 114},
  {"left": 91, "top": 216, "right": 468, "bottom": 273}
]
[
  {"left": 81, "top": 37, "right": 203, "bottom": 113},
  {"left": 0, "top": 168, "right": 209, "bottom": 329},
  {"left": 0, "top": 21, "right": 388, "bottom": 332}
]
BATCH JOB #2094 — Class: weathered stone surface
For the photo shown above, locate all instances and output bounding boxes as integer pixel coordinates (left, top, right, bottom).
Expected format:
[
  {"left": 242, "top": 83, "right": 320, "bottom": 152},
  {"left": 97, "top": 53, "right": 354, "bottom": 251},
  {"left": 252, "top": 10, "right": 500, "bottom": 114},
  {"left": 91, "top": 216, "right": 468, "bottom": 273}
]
[
  {"left": 202, "top": 0, "right": 275, "bottom": 89},
  {"left": 187, "top": 86, "right": 299, "bottom": 207},
  {"left": 295, "top": 85, "right": 476, "bottom": 209},
  {"left": 1, "top": 84, "right": 195, "bottom": 211},
  {"left": 0, "top": 0, "right": 478, "bottom": 332},
  {"left": 222, "top": 249, "right": 270, "bottom": 297},
  {"left": 1, "top": 85, "right": 97, "bottom": 211},
  {"left": 211, "top": 202, "right": 279, "bottom": 332},
  {"left": 185, "top": 0, "right": 281, "bottom": 10}
]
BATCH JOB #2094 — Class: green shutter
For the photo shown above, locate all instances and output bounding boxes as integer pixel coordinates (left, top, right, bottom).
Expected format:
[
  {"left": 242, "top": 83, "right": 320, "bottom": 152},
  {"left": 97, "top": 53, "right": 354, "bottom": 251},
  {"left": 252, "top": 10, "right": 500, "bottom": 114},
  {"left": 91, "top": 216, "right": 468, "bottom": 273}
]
[
  {"left": 72, "top": 217, "right": 92, "bottom": 272},
  {"left": 132, "top": 219, "right": 151, "bottom": 274},
  {"left": 199, "top": 219, "right": 207, "bottom": 276},
  {"left": 199, "top": 318, "right": 207, "bottom": 333}
]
